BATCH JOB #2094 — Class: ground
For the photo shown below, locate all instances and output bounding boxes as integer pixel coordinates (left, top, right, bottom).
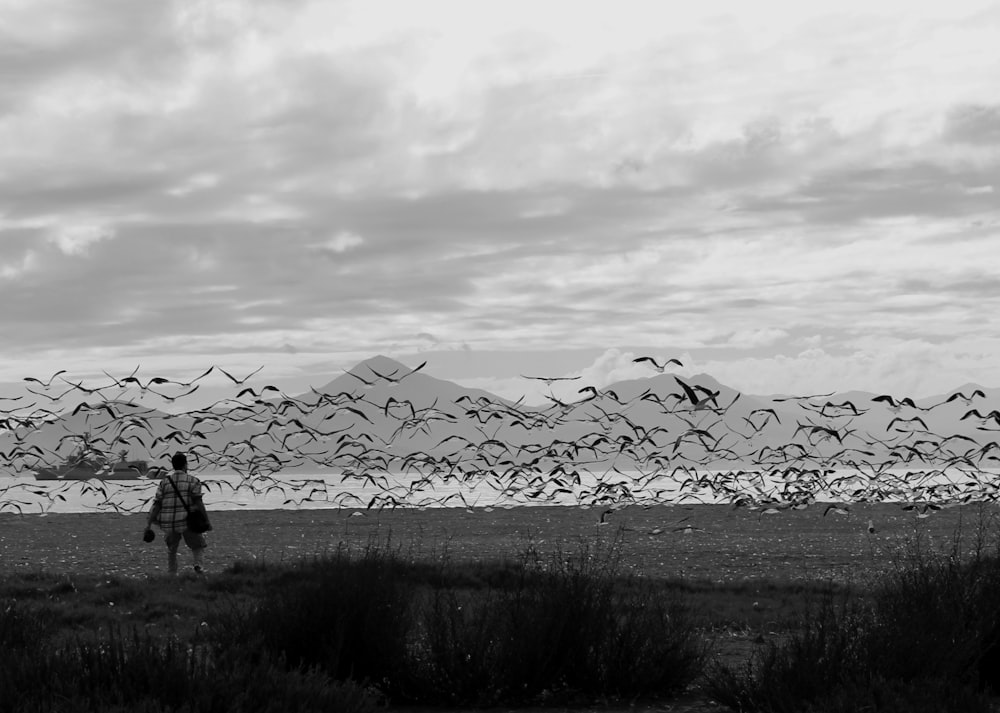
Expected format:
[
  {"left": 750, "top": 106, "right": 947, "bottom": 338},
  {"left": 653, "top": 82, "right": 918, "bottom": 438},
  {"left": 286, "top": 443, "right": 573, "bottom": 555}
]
[
  {"left": 1, "top": 502, "right": 996, "bottom": 713},
  {"left": 1, "top": 502, "right": 989, "bottom": 581}
]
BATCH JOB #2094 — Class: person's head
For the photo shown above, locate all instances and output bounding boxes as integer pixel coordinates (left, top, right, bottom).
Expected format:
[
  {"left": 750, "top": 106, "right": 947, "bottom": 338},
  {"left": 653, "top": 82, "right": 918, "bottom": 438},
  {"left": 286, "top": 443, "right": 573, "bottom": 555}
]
[{"left": 171, "top": 452, "right": 188, "bottom": 471}]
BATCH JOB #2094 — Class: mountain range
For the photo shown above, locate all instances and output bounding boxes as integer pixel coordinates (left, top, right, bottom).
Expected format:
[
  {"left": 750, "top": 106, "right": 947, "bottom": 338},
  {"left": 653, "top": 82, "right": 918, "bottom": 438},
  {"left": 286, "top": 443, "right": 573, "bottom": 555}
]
[{"left": 3, "top": 355, "right": 999, "bottom": 476}]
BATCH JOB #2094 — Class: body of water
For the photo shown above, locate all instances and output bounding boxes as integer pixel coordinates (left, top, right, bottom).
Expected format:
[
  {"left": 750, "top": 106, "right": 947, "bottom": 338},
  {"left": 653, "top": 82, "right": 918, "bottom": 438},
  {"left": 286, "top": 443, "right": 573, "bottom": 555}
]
[{"left": 1, "top": 466, "right": 995, "bottom": 515}]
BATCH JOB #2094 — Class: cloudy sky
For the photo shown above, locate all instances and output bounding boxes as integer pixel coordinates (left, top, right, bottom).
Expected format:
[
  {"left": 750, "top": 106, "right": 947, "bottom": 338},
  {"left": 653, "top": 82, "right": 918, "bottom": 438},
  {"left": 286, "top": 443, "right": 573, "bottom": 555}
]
[{"left": 1, "top": 0, "right": 999, "bottom": 405}]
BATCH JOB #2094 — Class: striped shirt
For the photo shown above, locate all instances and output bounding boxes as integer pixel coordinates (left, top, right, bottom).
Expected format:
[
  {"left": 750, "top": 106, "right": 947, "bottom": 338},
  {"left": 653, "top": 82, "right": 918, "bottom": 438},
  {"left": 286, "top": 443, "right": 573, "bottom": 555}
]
[{"left": 152, "top": 470, "right": 204, "bottom": 533}]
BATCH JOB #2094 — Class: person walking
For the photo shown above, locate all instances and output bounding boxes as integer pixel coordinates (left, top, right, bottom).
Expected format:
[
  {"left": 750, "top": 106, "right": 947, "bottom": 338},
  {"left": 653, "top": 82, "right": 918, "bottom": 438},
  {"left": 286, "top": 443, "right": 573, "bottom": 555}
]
[{"left": 145, "top": 451, "right": 210, "bottom": 574}]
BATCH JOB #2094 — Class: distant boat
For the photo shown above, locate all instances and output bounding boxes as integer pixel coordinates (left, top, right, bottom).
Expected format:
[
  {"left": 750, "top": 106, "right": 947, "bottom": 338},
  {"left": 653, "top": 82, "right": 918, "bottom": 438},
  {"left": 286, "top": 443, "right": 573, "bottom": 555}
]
[{"left": 34, "top": 448, "right": 151, "bottom": 481}]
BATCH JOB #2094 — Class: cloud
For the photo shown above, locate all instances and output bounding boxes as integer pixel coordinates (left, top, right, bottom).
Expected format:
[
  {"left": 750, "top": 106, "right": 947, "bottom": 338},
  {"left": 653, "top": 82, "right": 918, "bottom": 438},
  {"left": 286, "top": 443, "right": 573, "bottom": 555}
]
[
  {"left": 312, "top": 231, "right": 365, "bottom": 254},
  {"left": 0, "top": 2, "right": 997, "bottom": 392},
  {"left": 48, "top": 224, "right": 115, "bottom": 255},
  {"left": 687, "top": 336, "right": 1000, "bottom": 397},
  {"left": 724, "top": 328, "right": 790, "bottom": 349},
  {"left": 943, "top": 103, "right": 1000, "bottom": 145},
  {"left": 489, "top": 348, "right": 690, "bottom": 404},
  {"left": 0, "top": 249, "right": 39, "bottom": 280},
  {"left": 576, "top": 348, "right": 657, "bottom": 387}
]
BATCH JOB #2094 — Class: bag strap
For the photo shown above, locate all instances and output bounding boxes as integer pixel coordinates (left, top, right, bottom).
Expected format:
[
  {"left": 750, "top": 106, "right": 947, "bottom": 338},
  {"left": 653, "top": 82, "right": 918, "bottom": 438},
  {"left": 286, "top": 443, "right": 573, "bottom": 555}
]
[{"left": 166, "top": 474, "right": 191, "bottom": 513}]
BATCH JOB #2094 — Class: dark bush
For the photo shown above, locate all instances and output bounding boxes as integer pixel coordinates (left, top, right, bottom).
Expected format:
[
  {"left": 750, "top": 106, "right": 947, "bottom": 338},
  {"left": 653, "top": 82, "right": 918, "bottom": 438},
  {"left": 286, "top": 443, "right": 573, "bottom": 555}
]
[
  {"left": 0, "top": 598, "right": 56, "bottom": 651},
  {"left": 704, "top": 527, "right": 1000, "bottom": 713},
  {"left": 0, "top": 612, "right": 381, "bottom": 713},
  {"left": 4, "top": 537, "right": 709, "bottom": 710},
  {"left": 407, "top": 539, "right": 706, "bottom": 706},
  {"left": 210, "top": 536, "right": 705, "bottom": 707},
  {"left": 223, "top": 545, "right": 416, "bottom": 687}
]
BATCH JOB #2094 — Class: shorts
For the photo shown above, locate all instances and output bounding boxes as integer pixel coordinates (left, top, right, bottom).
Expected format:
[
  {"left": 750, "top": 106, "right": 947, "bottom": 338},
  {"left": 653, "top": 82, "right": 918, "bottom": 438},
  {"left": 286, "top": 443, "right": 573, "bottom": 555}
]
[{"left": 164, "top": 530, "right": 207, "bottom": 550}]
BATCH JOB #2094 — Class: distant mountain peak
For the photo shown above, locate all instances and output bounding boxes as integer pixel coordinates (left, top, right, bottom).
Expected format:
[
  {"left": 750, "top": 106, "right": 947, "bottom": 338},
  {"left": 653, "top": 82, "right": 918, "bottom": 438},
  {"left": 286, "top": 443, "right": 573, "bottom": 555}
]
[
  {"left": 686, "top": 373, "right": 725, "bottom": 388},
  {"left": 349, "top": 355, "right": 411, "bottom": 375},
  {"left": 949, "top": 382, "right": 987, "bottom": 394},
  {"left": 306, "top": 355, "right": 425, "bottom": 396}
]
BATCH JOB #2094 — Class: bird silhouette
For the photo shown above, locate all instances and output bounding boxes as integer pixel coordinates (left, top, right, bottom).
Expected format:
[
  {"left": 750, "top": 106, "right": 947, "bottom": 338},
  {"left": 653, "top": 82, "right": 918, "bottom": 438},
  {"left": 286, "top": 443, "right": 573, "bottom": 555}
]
[
  {"left": 887, "top": 415, "right": 930, "bottom": 433},
  {"left": 632, "top": 356, "right": 683, "bottom": 372},
  {"left": 7, "top": 353, "right": 1000, "bottom": 520},
  {"left": 937, "top": 389, "right": 986, "bottom": 408},
  {"left": 872, "top": 394, "right": 922, "bottom": 411},
  {"left": 23, "top": 370, "right": 68, "bottom": 388},
  {"left": 674, "top": 376, "right": 720, "bottom": 410},
  {"left": 368, "top": 360, "right": 427, "bottom": 383},
  {"left": 522, "top": 374, "right": 582, "bottom": 384},
  {"left": 216, "top": 365, "right": 265, "bottom": 385}
]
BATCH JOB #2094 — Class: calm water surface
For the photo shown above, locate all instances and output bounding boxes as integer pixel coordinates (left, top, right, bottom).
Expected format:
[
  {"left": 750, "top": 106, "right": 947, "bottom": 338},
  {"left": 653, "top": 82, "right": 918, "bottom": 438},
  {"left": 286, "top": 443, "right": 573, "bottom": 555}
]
[{"left": 0, "top": 467, "right": 991, "bottom": 515}]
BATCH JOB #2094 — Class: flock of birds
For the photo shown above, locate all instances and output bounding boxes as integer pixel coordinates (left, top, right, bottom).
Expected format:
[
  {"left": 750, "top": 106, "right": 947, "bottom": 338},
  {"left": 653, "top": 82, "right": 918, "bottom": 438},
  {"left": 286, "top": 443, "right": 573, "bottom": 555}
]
[{"left": 1, "top": 357, "right": 999, "bottom": 519}]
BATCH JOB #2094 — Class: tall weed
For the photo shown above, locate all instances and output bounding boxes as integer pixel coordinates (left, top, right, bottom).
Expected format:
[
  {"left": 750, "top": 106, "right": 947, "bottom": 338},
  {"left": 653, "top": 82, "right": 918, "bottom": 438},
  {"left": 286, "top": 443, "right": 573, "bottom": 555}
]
[
  {"left": 0, "top": 605, "right": 380, "bottom": 713},
  {"left": 408, "top": 534, "right": 706, "bottom": 705},
  {"left": 217, "top": 542, "right": 416, "bottom": 687},
  {"left": 211, "top": 533, "right": 706, "bottom": 707},
  {"left": 704, "top": 514, "right": 1000, "bottom": 712}
]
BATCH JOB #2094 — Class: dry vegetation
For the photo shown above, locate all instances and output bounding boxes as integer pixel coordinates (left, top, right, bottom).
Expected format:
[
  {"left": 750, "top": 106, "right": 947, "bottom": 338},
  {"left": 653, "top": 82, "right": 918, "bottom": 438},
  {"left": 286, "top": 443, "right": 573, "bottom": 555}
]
[{"left": 3, "top": 503, "right": 1000, "bottom": 711}]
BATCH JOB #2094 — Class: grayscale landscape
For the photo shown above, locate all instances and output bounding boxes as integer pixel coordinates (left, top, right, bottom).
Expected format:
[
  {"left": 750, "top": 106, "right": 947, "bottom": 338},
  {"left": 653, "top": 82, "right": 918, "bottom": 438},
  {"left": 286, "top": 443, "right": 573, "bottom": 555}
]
[{"left": 2, "top": 1, "right": 1000, "bottom": 711}]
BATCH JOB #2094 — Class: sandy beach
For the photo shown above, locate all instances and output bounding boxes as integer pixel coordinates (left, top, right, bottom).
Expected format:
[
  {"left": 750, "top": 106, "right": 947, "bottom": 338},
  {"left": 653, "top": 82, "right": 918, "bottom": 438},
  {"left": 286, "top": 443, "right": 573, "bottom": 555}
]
[{"left": 2, "top": 501, "right": 995, "bottom": 581}]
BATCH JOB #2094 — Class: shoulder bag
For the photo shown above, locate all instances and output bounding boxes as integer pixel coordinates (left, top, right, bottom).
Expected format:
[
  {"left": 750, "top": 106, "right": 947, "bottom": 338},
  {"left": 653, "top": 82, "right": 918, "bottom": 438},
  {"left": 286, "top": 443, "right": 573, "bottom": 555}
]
[{"left": 166, "top": 474, "right": 213, "bottom": 534}]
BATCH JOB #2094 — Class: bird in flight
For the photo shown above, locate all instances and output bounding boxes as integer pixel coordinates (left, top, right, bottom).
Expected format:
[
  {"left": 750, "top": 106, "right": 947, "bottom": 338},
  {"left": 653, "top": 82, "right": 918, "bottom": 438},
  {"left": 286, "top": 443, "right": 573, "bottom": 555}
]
[
  {"left": 961, "top": 409, "right": 1000, "bottom": 426},
  {"left": 674, "top": 376, "right": 720, "bottom": 410},
  {"left": 521, "top": 374, "right": 581, "bottom": 385},
  {"left": 823, "top": 504, "right": 850, "bottom": 517},
  {"left": 596, "top": 508, "right": 615, "bottom": 525},
  {"left": 887, "top": 415, "right": 930, "bottom": 433},
  {"left": 632, "top": 356, "right": 683, "bottom": 372},
  {"left": 935, "top": 389, "right": 987, "bottom": 408},
  {"left": 672, "top": 524, "right": 706, "bottom": 535},
  {"left": 872, "top": 394, "right": 922, "bottom": 411},
  {"left": 368, "top": 361, "right": 428, "bottom": 383},
  {"left": 577, "top": 385, "right": 622, "bottom": 403},
  {"left": 216, "top": 365, "right": 265, "bottom": 385},
  {"left": 773, "top": 391, "right": 835, "bottom": 403},
  {"left": 23, "top": 370, "right": 68, "bottom": 388}
]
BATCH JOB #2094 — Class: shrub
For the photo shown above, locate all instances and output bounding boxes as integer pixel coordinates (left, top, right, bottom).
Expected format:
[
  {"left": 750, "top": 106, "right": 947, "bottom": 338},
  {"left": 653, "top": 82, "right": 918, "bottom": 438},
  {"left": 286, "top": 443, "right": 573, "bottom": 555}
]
[
  {"left": 407, "top": 536, "right": 706, "bottom": 706},
  {"left": 704, "top": 523, "right": 1000, "bottom": 712},
  {"left": 0, "top": 609, "right": 381, "bottom": 713},
  {"left": 703, "top": 593, "right": 871, "bottom": 712},
  {"left": 218, "top": 544, "right": 416, "bottom": 688},
  {"left": 2, "top": 536, "right": 708, "bottom": 710},
  {"left": 0, "top": 598, "right": 56, "bottom": 651},
  {"left": 210, "top": 535, "right": 706, "bottom": 707}
]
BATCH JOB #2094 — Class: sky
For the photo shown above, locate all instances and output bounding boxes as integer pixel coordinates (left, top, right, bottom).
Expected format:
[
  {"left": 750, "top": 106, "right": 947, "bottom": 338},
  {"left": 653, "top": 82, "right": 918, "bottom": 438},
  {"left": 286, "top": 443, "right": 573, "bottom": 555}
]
[{"left": 1, "top": 0, "right": 999, "bottom": 406}]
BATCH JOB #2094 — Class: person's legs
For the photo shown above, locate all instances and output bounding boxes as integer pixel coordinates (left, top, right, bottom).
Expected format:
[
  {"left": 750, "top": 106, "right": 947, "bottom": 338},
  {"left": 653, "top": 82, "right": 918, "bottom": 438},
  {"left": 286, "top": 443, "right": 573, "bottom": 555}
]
[
  {"left": 164, "top": 532, "right": 182, "bottom": 574},
  {"left": 182, "top": 530, "right": 207, "bottom": 573}
]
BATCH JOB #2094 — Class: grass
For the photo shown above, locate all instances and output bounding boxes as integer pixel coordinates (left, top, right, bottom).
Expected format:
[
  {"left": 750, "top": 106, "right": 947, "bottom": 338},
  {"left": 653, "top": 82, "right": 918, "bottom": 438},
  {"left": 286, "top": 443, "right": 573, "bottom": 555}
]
[
  {"left": 0, "top": 529, "right": 710, "bottom": 711},
  {"left": 0, "top": 618, "right": 381, "bottom": 713},
  {"left": 4, "top": 517, "right": 1000, "bottom": 712},
  {"left": 398, "top": 538, "right": 707, "bottom": 705},
  {"left": 0, "top": 573, "right": 382, "bottom": 713},
  {"left": 703, "top": 514, "right": 1000, "bottom": 712},
  {"left": 205, "top": 531, "right": 708, "bottom": 706}
]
